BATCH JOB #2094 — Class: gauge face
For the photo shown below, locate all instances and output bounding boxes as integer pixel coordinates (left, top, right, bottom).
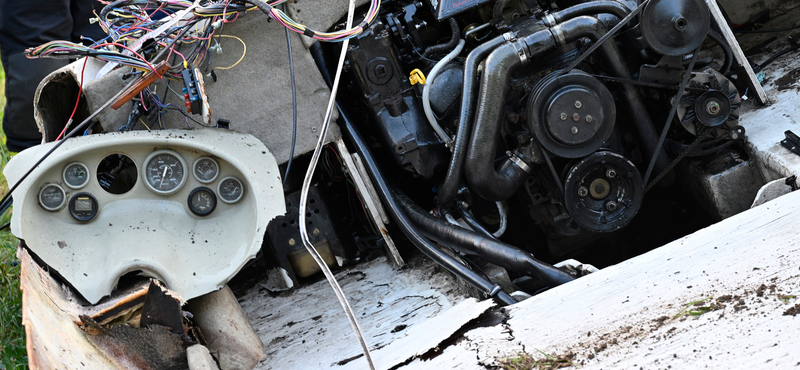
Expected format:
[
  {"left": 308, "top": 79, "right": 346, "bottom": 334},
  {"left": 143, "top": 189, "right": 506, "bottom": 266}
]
[
  {"left": 39, "top": 184, "right": 66, "bottom": 211},
  {"left": 143, "top": 150, "right": 187, "bottom": 195},
  {"left": 188, "top": 187, "right": 217, "bottom": 216},
  {"left": 69, "top": 193, "right": 99, "bottom": 222},
  {"left": 217, "top": 176, "right": 244, "bottom": 204},
  {"left": 193, "top": 157, "right": 219, "bottom": 183},
  {"left": 63, "top": 162, "right": 90, "bottom": 189}
]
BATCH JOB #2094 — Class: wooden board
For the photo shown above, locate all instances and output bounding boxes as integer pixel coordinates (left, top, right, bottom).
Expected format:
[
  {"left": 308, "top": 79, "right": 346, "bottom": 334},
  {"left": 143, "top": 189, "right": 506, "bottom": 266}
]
[{"left": 407, "top": 189, "right": 800, "bottom": 369}]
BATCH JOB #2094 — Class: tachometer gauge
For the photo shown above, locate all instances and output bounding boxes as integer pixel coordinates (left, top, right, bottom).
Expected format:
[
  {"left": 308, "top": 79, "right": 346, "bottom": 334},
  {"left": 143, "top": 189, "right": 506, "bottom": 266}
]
[
  {"left": 142, "top": 150, "right": 187, "bottom": 195},
  {"left": 39, "top": 184, "right": 66, "bottom": 211},
  {"left": 193, "top": 157, "right": 219, "bottom": 183},
  {"left": 63, "top": 162, "right": 90, "bottom": 189},
  {"left": 217, "top": 176, "right": 244, "bottom": 204},
  {"left": 188, "top": 187, "right": 216, "bottom": 216}
]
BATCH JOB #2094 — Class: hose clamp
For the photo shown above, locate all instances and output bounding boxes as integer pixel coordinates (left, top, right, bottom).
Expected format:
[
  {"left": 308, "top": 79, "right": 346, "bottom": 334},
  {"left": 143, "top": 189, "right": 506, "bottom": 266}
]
[
  {"left": 550, "top": 23, "right": 567, "bottom": 46},
  {"left": 489, "top": 284, "right": 502, "bottom": 297},
  {"left": 508, "top": 150, "right": 533, "bottom": 174},
  {"left": 511, "top": 39, "right": 528, "bottom": 65},
  {"left": 543, "top": 13, "right": 557, "bottom": 27},
  {"left": 502, "top": 32, "right": 514, "bottom": 42}
]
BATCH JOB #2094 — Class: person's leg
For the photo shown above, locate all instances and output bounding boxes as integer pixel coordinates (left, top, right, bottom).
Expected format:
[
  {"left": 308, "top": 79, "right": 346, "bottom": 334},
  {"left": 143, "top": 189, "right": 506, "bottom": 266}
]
[{"left": 0, "top": 0, "right": 74, "bottom": 152}]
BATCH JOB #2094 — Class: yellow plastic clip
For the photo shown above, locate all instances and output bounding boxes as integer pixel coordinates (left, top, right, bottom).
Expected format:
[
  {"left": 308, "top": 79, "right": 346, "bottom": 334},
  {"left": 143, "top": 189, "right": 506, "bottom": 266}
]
[{"left": 409, "top": 69, "right": 426, "bottom": 85}]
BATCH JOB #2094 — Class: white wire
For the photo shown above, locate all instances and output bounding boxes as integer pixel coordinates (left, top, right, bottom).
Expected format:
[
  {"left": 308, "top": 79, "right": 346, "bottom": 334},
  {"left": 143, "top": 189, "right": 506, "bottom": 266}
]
[
  {"left": 422, "top": 39, "right": 465, "bottom": 146},
  {"left": 296, "top": 0, "right": 375, "bottom": 368},
  {"left": 492, "top": 201, "right": 507, "bottom": 238}
]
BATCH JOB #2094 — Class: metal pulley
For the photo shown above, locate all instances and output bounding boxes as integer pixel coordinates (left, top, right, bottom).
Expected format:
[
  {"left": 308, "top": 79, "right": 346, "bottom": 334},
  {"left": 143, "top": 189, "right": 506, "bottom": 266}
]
[
  {"left": 563, "top": 151, "right": 643, "bottom": 232},
  {"left": 677, "top": 68, "right": 741, "bottom": 135},
  {"left": 641, "top": 0, "right": 710, "bottom": 56},
  {"left": 527, "top": 70, "right": 616, "bottom": 158}
]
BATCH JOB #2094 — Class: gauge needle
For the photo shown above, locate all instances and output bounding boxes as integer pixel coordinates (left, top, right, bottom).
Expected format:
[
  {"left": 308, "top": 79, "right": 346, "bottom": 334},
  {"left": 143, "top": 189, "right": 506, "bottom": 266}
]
[{"left": 160, "top": 166, "right": 168, "bottom": 188}]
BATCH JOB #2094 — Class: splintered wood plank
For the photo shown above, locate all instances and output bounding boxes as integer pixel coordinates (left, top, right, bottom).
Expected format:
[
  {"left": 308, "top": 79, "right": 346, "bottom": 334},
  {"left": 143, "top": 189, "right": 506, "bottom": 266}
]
[
  {"left": 19, "top": 248, "right": 117, "bottom": 370},
  {"left": 409, "top": 189, "right": 800, "bottom": 369},
  {"left": 238, "top": 255, "right": 483, "bottom": 369}
]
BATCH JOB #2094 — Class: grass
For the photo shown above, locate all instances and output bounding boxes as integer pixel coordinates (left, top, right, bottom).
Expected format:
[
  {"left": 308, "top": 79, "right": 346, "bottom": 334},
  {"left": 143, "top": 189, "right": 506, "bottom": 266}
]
[
  {"left": 0, "top": 58, "right": 28, "bottom": 369},
  {"left": 501, "top": 348, "right": 578, "bottom": 370},
  {"left": 672, "top": 297, "right": 715, "bottom": 319}
]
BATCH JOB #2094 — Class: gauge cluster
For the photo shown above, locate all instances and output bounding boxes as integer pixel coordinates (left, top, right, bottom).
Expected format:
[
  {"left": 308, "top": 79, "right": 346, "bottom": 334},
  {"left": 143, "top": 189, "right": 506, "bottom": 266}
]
[{"left": 35, "top": 148, "right": 246, "bottom": 222}]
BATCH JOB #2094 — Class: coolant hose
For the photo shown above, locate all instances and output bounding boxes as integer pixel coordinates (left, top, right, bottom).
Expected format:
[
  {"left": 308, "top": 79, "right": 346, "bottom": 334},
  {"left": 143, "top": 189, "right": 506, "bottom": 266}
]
[
  {"left": 397, "top": 193, "right": 576, "bottom": 287},
  {"left": 424, "top": 18, "right": 461, "bottom": 57},
  {"left": 438, "top": 35, "right": 508, "bottom": 207},
  {"left": 547, "top": 0, "right": 631, "bottom": 24},
  {"left": 707, "top": 29, "right": 733, "bottom": 75},
  {"left": 309, "top": 43, "right": 517, "bottom": 306},
  {"left": 464, "top": 27, "right": 557, "bottom": 201},
  {"left": 423, "top": 39, "right": 466, "bottom": 145}
]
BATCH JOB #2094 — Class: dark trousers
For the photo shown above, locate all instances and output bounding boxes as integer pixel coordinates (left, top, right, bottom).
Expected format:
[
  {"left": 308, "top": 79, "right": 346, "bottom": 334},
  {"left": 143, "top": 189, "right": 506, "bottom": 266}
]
[{"left": 0, "top": 0, "right": 105, "bottom": 152}]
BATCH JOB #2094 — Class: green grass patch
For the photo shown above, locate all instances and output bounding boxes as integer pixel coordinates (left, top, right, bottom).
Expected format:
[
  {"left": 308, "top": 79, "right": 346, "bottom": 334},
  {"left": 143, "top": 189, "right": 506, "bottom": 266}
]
[
  {"left": 0, "top": 58, "right": 28, "bottom": 369},
  {"left": 501, "top": 348, "right": 578, "bottom": 370},
  {"left": 672, "top": 297, "right": 715, "bottom": 319}
]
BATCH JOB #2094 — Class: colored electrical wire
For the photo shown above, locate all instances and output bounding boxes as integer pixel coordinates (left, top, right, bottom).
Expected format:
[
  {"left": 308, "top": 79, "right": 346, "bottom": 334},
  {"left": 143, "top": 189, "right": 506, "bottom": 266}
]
[
  {"left": 243, "top": 0, "right": 380, "bottom": 42},
  {"left": 211, "top": 35, "right": 247, "bottom": 71},
  {"left": 56, "top": 58, "right": 89, "bottom": 141}
]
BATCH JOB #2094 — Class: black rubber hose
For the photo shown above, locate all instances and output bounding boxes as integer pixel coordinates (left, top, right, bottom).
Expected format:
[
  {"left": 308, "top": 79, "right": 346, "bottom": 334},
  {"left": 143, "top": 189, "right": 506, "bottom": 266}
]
[
  {"left": 492, "top": 0, "right": 510, "bottom": 25},
  {"left": 438, "top": 36, "right": 508, "bottom": 207},
  {"left": 397, "top": 193, "right": 575, "bottom": 287},
  {"left": 556, "top": 16, "right": 673, "bottom": 181},
  {"left": 455, "top": 205, "right": 496, "bottom": 240},
  {"left": 464, "top": 28, "right": 555, "bottom": 201},
  {"left": 309, "top": 43, "right": 517, "bottom": 306},
  {"left": 424, "top": 18, "right": 461, "bottom": 57},
  {"left": 550, "top": 0, "right": 631, "bottom": 23},
  {"left": 707, "top": 29, "right": 733, "bottom": 75}
]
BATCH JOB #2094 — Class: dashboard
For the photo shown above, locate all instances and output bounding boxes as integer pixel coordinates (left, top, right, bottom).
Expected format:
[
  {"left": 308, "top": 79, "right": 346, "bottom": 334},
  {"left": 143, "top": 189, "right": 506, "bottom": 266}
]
[
  {"left": 5, "top": 129, "right": 285, "bottom": 304},
  {"left": 35, "top": 148, "right": 247, "bottom": 222}
]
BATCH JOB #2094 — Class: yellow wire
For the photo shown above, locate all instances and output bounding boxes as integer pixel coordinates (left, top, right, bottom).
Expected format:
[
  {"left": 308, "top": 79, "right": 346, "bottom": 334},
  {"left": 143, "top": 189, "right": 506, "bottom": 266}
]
[
  {"left": 211, "top": 35, "right": 247, "bottom": 71},
  {"left": 139, "top": 118, "right": 152, "bottom": 131}
]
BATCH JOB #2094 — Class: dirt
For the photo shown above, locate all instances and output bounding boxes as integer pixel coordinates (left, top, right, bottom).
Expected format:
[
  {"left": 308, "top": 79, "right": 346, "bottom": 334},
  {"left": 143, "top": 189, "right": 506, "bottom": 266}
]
[
  {"left": 774, "top": 67, "right": 800, "bottom": 91},
  {"left": 783, "top": 304, "right": 800, "bottom": 316}
]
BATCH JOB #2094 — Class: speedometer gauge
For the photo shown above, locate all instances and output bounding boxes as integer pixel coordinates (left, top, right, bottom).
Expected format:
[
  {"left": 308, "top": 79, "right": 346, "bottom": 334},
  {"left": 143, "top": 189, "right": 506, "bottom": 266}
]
[
  {"left": 193, "top": 157, "right": 219, "bottom": 183},
  {"left": 142, "top": 150, "right": 187, "bottom": 195},
  {"left": 63, "top": 162, "right": 90, "bottom": 189}
]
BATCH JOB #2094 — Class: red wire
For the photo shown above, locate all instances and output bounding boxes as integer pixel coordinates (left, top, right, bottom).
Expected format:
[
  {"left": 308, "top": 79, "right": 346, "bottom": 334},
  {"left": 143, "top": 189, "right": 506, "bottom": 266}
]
[{"left": 56, "top": 58, "right": 88, "bottom": 141}]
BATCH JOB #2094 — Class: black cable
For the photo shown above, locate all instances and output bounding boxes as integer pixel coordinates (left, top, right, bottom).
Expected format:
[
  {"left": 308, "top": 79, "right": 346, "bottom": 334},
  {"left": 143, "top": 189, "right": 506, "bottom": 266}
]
[
  {"left": 752, "top": 42, "right": 800, "bottom": 73},
  {"left": 0, "top": 222, "right": 9, "bottom": 231},
  {"left": 733, "top": 25, "right": 800, "bottom": 34},
  {"left": 706, "top": 29, "right": 733, "bottom": 75},
  {"left": 455, "top": 205, "right": 496, "bottom": 240},
  {"left": 424, "top": 18, "right": 461, "bottom": 57},
  {"left": 282, "top": 3, "right": 297, "bottom": 186}
]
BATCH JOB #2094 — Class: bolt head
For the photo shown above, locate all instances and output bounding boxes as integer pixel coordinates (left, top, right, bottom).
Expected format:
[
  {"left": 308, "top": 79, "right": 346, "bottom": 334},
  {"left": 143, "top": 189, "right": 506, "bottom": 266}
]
[
  {"left": 605, "top": 201, "right": 618, "bottom": 211},
  {"left": 706, "top": 101, "right": 721, "bottom": 115},
  {"left": 578, "top": 187, "right": 589, "bottom": 197},
  {"left": 288, "top": 238, "right": 296, "bottom": 246},
  {"left": 585, "top": 115, "right": 593, "bottom": 123},
  {"left": 606, "top": 169, "right": 617, "bottom": 178},
  {"left": 572, "top": 113, "right": 581, "bottom": 122},
  {"left": 560, "top": 112, "right": 568, "bottom": 121},
  {"left": 575, "top": 101, "right": 582, "bottom": 109},
  {"left": 313, "top": 228, "right": 320, "bottom": 236},
  {"left": 571, "top": 126, "right": 579, "bottom": 134}
]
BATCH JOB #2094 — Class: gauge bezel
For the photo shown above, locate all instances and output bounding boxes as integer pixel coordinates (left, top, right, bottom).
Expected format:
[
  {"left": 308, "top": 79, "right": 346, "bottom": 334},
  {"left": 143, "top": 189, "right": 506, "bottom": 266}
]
[
  {"left": 188, "top": 187, "right": 217, "bottom": 216},
  {"left": 217, "top": 176, "right": 245, "bottom": 204},
  {"left": 38, "top": 184, "right": 66, "bottom": 211},
  {"left": 62, "top": 162, "right": 90, "bottom": 189},
  {"left": 69, "top": 192, "right": 99, "bottom": 222},
  {"left": 142, "top": 149, "right": 188, "bottom": 195},
  {"left": 192, "top": 156, "right": 220, "bottom": 184}
]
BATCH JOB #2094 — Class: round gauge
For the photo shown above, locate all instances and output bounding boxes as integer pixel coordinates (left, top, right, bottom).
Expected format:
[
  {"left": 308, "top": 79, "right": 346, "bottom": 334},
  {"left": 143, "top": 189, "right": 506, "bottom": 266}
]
[
  {"left": 188, "top": 187, "right": 217, "bottom": 216},
  {"left": 142, "top": 150, "right": 187, "bottom": 195},
  {"left": 193, "top": 157, "right": 219, "bottom": 183},
  {"left": 63, "top": 162, "right": 90, "bottom": 189},
  {"left": 69, "top": 193, "right": 99, "bottom": 222},
  {"left": 217, "top": 176, "right": 244, "bottom": 204},
  {"left": 39, "top": 184, "right": 66, "bottom": 211}
]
